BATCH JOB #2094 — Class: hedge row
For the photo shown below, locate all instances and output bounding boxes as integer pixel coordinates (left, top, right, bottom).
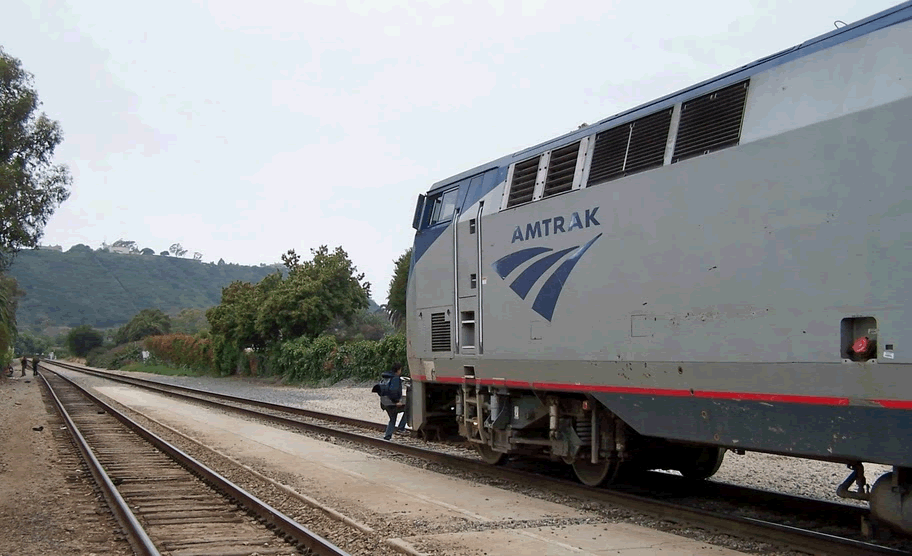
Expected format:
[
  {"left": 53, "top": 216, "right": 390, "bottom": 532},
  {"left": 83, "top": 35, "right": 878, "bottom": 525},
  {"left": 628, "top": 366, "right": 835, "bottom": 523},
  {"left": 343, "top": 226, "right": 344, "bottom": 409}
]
[
  {"left": 208, "top": 334, "right": 261, "bottom": 377},
  {"left": 144, "top": 334, "right": 213, "bottom": 372},
  {"left": 103, "top": 332, "right": 408, "bottom": 385},
  {"left": 270, "top": 333, "right": 406, "bottom": 384},
  {"left": 86, "top": 341, "right": 144, "bottom": 369}
]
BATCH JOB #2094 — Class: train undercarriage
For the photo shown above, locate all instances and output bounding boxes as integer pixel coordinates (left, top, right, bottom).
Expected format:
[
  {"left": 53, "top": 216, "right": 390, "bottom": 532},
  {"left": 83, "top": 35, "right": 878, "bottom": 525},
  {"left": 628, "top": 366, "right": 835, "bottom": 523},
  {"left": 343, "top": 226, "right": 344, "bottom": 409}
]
[
  {"left": 417, "top": 381, "right": 912, "bottom": 536},
  {"left": 421, "top": 381, "right": 726, "bottom": 485}
]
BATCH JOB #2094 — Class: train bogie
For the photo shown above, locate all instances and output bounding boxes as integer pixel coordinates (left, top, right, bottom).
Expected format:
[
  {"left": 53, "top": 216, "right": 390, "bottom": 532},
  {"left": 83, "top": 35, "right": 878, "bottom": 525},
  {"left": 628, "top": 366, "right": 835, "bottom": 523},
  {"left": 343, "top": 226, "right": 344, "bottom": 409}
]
[{"left": 449, "top": 380, "right": 727, "bottom": 485}]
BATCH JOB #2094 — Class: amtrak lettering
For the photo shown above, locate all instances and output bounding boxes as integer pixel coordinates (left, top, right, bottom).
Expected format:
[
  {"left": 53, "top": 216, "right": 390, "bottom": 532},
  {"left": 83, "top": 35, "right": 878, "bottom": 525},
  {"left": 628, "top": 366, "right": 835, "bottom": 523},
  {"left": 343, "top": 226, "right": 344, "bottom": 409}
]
[{"left": 511, "top": 207, "right": 601, "bottom": 243}]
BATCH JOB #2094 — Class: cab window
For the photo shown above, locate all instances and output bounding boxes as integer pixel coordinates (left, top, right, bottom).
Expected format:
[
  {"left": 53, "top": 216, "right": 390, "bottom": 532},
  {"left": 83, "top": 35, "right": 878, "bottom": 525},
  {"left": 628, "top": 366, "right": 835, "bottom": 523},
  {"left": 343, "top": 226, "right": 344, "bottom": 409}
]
[{"left": 427, "top": 188, "right": 459, "bottom": 226}]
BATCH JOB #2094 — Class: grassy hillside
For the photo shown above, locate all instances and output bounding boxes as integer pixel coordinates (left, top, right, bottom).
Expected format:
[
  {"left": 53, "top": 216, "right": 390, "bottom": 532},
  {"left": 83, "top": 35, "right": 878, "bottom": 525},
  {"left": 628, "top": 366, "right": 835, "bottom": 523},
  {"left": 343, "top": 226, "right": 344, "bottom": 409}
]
[{"left": 8, "top": 248, "right": 281, "bottom": 331}]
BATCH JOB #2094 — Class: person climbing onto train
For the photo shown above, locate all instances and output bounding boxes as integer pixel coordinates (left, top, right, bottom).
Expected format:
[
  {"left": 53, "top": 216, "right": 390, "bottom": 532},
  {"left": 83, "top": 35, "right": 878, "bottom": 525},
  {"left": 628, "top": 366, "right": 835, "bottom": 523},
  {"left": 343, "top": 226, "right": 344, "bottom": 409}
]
[{"left": 378, "top": 362, "right": 407, "bottom": 441}]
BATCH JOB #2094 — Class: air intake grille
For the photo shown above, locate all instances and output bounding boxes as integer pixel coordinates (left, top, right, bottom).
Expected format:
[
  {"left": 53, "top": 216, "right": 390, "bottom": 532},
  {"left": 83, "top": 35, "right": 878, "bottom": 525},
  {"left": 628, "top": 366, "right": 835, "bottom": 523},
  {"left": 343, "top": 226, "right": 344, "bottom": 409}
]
[
  {"left": 543, "top": 141, "right": 580, "bottom": 198},
  {"left": 624, "top": 109, "right": 673, "bottom": 174},
  {"left": 431, "top": 312, "right": 451, "bottom": 352},
  {"left": 506, "top": 157, "right": 539, "bottom": 208},
  {"left": 587, "top": 109, "right": 672, "bottom": 186},
  {"left": 673, "top": 80, "right": 749, "bottom": 163},
  {"left": 587, "top": 125, "right": 629, "bottom": 185}
]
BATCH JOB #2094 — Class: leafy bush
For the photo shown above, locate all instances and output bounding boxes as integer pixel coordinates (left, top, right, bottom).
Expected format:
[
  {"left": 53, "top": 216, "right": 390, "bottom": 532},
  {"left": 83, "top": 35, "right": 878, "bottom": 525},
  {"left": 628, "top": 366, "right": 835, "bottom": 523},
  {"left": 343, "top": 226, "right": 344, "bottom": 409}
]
[
  {"left": 116, "top": 309, "right": 171, "bottom": 345},
  {"left": 85, "top": 346, "right": 106, "bottom": 363},
  {"left": 144, "top": 334, "right": 212, "bottom": 373},
  {"left": 375, "top": 333, "right": 407, "bottom": 374},
  {"left": 211, "top": 334, "right": 244, "bottom": 376},
  {"left": 86, "top": 341, "right": 144, "bottom": 369},
  {"left": 273, "top": 333, "right": 406, "bottom": 385},
  {"left": 13, "top": 330, "right": 50, "bottom": 357},
  {"left": 66, "top": 325, "right": 104, "bottom": 356}
]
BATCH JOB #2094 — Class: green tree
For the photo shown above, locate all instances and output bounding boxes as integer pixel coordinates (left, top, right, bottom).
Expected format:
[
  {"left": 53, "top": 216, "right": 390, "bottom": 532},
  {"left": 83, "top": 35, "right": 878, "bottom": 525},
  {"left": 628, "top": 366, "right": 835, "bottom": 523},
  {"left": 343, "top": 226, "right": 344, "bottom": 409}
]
[
  {"left": 207, "top": 277, "right": 276, "bottom": 350},
  {"left": 330, "top": 308, "right": 394, "bottom": 342},
  {"left": 0, "top": 47, "right": 71, "bottom": 270},
  {"left": 0, "top": 275, "right": 21, "bottom": 365},
  {"left": 67, "top": 244, "right": 92, "bottom": 253},
  {"left": 112, "top": 239, "right": 136, "bottom": 251},
  {"left": 386, "top": 248, "right": 411, "bottom": 329},
  {"left": 66, "top": 325, "right": 103, "bottom": 356},
  {"left": 169, "top": 243, "right": 187, "bottom": 257},
  {"left": 171, "top": 307, "right": 210, "bottom": 335},
  {"left": 13, "top": 329, "right": 49, "bottom": 356},
  {"left": 255, "top": 246, "right": 370, "bottom": 342},
  {"left": 140, "top": 247, "right": 155, "bottom": 255},
  {"left": 115, "top": 308, "right": 171, "bottom": 344},
  {"left": 206, "top": 275, "right": 284, "bottom": 373}
]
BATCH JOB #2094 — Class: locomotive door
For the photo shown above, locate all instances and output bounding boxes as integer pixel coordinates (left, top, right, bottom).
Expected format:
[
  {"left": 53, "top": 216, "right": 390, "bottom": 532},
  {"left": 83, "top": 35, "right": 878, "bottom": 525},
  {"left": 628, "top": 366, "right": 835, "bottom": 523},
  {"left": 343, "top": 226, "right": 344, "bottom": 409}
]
[{"left": 454, "top": 177, "right": 487, "bottom": 356}]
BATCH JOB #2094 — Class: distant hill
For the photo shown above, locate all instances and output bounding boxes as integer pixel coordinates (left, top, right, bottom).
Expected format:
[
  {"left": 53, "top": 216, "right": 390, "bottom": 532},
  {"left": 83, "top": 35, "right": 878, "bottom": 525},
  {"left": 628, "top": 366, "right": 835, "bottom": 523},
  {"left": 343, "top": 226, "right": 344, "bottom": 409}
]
[{"left": 8, "top": 247, "right": 283, "bottom": 331}]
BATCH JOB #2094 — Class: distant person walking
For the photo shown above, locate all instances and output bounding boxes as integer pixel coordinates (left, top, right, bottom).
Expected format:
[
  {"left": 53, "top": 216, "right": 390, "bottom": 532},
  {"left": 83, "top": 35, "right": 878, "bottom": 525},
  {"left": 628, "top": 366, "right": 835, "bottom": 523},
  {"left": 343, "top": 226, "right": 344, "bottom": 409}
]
[
  {"left": 20, "top": 355, "right": 27, "bottom": 377},
  {"left": 32, "top": 356, "right": 40, "bottom": 376}
]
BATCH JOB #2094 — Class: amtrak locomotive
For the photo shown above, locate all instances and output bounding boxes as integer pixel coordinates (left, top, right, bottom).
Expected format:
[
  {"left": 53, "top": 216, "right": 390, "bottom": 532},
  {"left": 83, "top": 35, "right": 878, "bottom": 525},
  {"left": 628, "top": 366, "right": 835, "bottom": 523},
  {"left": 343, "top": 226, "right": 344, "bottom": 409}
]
[{"left": 405, "top": 1, "right": 912, "bottom": 534}]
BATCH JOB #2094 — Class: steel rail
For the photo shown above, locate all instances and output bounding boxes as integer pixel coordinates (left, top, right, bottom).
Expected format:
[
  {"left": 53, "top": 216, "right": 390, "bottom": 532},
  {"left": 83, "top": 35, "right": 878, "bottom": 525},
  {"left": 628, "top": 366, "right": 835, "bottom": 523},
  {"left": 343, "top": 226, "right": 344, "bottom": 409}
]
[
  {"left": 39, "top": 370, "right": 161, "bottom": 556},
  {"left": 42, "top": 365, "right": 351, "bottom": 556},
  {"left": 51, "top": 362, "right": 910, "bottom": 556},
  {"left": 51, "top": 360, "right": 385, "bottom": 431}
]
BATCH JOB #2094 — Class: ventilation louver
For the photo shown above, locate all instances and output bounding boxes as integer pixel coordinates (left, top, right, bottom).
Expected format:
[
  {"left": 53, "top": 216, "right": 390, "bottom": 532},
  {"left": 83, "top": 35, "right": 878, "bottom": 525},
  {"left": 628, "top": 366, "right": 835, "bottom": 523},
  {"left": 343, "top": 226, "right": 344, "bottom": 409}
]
[
  {"left": 587, "top": 125, "right": 629, "bottom": 185},
  {"left": 431, "top": 312, "right": 451, "bottom": 352},
  {"left": 506, "top": 157, "right": 539, "bottom": 208},
  {"left": 673, "top": 80, "right": 749, "bottom": 163},
  {"left": 542, "top": 141, "right": 581, "bottom": 198},
  {"left": 587, "top": 109, "right": 673, "bottom": 186},
  {"left": 624, "top": 109, "right": 673, "bottom": 174}
]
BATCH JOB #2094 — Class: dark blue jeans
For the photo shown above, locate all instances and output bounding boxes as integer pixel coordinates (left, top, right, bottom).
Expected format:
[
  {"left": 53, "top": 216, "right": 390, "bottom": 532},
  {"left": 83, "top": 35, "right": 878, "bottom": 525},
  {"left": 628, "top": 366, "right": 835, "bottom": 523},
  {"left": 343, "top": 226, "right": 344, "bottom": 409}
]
[{"left": 384, "top": 402, "right": 410, "bottom": 439}]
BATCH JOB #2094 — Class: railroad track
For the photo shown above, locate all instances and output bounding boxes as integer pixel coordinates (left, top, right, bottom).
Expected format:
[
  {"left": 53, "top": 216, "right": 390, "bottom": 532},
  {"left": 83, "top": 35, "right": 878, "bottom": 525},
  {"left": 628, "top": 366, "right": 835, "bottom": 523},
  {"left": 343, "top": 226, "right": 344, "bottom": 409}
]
[
  {"left": 39, "top": 367, "right": 350, "bottom": 556},
  {"left": 50, "top": 361, "right": 912, "bottom": 556}
]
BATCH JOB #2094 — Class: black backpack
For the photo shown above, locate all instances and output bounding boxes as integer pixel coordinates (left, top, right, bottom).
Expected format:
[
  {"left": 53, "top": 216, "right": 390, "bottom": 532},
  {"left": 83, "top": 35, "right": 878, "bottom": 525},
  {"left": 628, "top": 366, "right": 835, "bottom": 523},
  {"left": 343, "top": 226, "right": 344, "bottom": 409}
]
[{"left": 372, "top": 376, "right": 392, "bottom": 398}]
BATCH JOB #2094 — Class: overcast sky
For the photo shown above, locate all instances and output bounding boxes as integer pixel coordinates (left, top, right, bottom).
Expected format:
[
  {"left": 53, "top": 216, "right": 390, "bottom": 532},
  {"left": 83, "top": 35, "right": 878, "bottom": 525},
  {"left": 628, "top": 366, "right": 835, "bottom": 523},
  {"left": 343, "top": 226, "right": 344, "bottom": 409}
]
[{"left": 1, "top": 0, "right": 900, "bottom": 301}]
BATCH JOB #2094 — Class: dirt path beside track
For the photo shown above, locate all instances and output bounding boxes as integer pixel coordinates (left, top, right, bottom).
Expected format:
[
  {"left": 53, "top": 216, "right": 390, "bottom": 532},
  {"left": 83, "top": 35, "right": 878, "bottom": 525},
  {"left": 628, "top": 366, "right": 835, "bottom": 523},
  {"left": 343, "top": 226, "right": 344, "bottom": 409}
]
[{"left": 0, "top": 374, "right": 129, "bottom": 556}]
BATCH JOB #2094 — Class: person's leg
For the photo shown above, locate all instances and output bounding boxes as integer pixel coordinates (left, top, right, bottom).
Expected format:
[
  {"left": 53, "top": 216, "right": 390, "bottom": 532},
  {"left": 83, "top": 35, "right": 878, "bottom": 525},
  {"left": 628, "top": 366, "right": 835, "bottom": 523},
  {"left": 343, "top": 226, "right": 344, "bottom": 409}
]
[
  {"left": 384, "top": 408, "right": 397, "bottom": 440},
  {"left": 396, "top": 402, "right": 410, "bottom": 431}
]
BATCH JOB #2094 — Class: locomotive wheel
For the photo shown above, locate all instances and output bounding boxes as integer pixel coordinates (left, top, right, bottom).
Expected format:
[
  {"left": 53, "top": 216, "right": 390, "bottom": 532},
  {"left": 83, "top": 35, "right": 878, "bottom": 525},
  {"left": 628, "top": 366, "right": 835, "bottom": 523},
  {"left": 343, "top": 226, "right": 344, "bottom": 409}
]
[
  {"left": 476, "top": 443, "right": 506, "bottom": 465},
  {"left": 679, "top": 447, "right": 726, "bottom": 480},
  {"left": 572, "top": 458, "right": 621, "bottom": 487}
]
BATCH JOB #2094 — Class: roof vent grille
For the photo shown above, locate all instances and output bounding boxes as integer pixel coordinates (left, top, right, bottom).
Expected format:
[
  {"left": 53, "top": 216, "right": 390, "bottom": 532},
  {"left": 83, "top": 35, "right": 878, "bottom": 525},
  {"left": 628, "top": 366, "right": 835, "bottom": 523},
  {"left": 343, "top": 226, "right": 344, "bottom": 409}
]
[
  {"left": 587, "top": 125, "right": 628, "bottom": 185},
  {"left": 542, "top": 141, "right": 580, "bottom": 198},
  {"left": 506, "top": 157, "right": 539, "bottom": 207},
  {"left": 673, "top": 80, "right": 749, "bottom": 163},
  {"left": 624, "top": 109, "right": 673, "bottom": 174},
  {"left": 587, "top": 109, "right": 672, "bottom": 186}
]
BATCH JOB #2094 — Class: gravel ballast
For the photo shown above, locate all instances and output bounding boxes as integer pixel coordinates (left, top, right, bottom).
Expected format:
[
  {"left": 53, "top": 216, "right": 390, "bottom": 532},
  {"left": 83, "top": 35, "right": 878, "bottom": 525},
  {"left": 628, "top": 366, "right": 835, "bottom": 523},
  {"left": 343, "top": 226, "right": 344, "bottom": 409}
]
[{"left": 105, "top": 370, "right": 892, "bottom": 507}]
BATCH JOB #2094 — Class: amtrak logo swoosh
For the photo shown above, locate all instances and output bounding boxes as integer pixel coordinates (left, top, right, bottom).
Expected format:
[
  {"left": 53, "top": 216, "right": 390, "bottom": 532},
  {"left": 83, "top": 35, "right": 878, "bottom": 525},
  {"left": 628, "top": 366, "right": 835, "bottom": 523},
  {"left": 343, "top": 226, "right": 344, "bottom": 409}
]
[{"left": 492, "top": 234, "right": 602, "bottom": 321}]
